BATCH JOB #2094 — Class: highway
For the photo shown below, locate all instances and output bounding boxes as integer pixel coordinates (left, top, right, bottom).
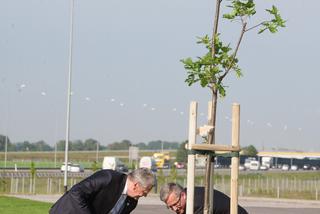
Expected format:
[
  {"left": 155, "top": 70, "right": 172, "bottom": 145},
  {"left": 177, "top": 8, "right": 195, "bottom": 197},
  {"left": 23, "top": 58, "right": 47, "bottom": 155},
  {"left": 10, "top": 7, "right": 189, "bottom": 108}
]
[{"left": 0, "top": 167, "right": 317, "bottom": 178}]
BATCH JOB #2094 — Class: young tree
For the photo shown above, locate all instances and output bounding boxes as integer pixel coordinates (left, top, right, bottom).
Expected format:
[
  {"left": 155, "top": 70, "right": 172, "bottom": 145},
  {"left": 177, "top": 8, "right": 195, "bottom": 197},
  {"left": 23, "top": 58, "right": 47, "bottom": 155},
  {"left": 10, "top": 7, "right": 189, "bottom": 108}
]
[
  {"left": 0, "top": 135, "right": 11, "bottom": 151},
  {"left": 176, "top": 141, "right": 188, "bottom": 163},
  {"left": 181, "top": 1, "right": 285, "bottom": 213},
  {"left": 170, "top": 165, "right": 178, "bottom": 182},
  {"left": 30, "top": 161, "right": 36, "bottom": 194},
  {"left": 91, "top": 161, "right": 99, "bottom": 172},
  {"left": 241, "top": 144, "right": 258, "bottom": 156}
]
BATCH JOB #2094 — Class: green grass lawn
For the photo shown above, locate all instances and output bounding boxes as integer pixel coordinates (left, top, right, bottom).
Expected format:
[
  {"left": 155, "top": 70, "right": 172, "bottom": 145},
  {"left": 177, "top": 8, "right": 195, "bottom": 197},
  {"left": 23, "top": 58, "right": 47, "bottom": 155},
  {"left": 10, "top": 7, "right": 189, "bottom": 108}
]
[{"left": 0, "top": 196, "right": 52, "bottom": 214}]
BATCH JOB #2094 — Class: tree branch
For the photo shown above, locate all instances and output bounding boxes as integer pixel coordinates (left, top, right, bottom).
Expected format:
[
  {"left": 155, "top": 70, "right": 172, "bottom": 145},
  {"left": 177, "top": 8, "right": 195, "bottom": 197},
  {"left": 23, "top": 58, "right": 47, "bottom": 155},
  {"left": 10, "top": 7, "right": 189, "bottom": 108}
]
[
  {"left": 245, "top": 21, "right": 266, "bottom": 32},
  {"left": 218, "top": 22, "right": 247, "bottom": 83},
  {"left": 210, "top": 0, "right": 222, "bottom": 65}
]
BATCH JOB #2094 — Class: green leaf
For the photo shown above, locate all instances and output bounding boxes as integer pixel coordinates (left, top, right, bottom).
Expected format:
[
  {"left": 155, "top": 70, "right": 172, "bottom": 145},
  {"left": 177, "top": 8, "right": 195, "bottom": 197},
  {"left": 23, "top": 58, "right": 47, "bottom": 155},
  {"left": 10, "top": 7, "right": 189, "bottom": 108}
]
[
  {"left": 216, "top": 84, "right": 226, "bottom": 97},
  {"left": 234, "top": 66, "right": 243, "bottom": 78}
]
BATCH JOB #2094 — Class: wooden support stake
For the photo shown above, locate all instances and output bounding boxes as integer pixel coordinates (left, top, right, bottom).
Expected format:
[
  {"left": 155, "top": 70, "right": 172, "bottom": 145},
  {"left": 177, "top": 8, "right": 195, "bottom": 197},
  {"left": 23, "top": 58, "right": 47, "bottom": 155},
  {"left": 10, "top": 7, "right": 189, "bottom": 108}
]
[
  {"left": 230, "top": 103, "right": 240, "bottom": 214},
  {"left": 207, "top": 101, "right": 214, "bottom": 214},
  {"left": 190, "top": 144, "right": 240, "bottom": 152},
  {"left": 186, "top": 101, "right": 197, "bottom": 214}
]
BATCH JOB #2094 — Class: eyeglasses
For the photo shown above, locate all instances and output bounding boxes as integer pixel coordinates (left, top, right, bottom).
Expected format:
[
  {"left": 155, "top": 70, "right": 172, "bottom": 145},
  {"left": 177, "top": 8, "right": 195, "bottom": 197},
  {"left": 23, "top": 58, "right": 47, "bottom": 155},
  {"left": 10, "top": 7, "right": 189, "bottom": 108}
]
[{"left": 166, "top": 192, "right": 182, "bottom": 210}]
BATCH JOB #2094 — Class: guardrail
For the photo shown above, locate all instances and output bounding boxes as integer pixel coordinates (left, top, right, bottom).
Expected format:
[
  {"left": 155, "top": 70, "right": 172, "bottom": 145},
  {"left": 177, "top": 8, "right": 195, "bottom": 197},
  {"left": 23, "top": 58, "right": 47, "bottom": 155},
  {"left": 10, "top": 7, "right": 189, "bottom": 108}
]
[{"left": 0, "top": 171, "right": 93, "bottom": 178}]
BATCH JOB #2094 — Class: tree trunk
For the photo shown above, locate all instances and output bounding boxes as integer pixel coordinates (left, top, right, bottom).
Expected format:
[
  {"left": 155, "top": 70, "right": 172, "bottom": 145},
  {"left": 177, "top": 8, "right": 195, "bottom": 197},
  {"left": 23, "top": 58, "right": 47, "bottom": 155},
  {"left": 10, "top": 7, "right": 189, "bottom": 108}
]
[{"left": 203, "top": 90, "right": 218, "bottom": 214}]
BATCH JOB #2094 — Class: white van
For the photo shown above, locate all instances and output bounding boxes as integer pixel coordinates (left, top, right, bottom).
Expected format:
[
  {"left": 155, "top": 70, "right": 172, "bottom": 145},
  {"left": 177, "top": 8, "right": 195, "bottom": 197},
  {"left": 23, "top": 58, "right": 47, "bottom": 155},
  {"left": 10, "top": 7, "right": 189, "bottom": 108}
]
[
  {"left": 139, "top": 156, "right": 157, "bottom": 172},
  {"left": 60, "top": 162, "right": 84, "bottom": 172},
  {"left": 244, "top": 157, "right": 256, "bottom": 169},
  {"left": 249, "top": 160, "right": 260, "bottom": 170},
  {"left": 102, "top": 157, "right": 128, "bottom": 172}
]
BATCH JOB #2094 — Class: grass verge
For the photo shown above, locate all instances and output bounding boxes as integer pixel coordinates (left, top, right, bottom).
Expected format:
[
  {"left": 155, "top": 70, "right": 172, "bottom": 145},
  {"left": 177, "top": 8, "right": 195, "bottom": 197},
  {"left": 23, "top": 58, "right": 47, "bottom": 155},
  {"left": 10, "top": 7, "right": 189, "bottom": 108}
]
[{"left": 0, "top": 195, "right": 52, "bottom": 214}]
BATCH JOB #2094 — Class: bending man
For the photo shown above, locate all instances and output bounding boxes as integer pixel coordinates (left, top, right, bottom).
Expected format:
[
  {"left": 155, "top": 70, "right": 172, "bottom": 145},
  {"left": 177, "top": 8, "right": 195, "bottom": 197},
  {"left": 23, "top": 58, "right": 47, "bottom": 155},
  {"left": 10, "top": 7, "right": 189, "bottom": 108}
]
[
  {"left": 50, "top": 168, "right": 155, "bottom": 214},
  {"left": 160, "top": 183, "right": 248, "bottom": 214}
]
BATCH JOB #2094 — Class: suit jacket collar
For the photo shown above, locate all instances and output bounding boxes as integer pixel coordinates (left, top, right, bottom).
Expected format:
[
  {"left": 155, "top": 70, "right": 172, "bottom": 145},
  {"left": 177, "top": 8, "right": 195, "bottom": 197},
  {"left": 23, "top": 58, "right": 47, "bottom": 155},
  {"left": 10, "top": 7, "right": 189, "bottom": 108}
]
[{"left": 122, "top": 178, "right": 128, "bottom": 194}]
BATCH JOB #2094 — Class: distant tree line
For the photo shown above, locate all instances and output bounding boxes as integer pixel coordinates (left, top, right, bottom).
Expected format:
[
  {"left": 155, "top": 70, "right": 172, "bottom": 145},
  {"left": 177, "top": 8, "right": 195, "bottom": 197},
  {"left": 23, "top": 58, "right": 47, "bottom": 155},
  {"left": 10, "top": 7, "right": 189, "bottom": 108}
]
[{"left": 0, "top": 134, "right": 181, "bottom": 152}]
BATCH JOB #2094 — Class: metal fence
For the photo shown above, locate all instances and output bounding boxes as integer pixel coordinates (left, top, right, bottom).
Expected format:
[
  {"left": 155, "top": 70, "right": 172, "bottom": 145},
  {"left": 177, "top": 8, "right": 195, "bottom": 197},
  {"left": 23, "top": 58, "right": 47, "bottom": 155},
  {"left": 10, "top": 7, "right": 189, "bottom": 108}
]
[
  {"left": 1, "top": 173, "right": 319, "bottom": 200},
  {"left": 1, "top": 176, "right": 85, "bottom": 194},
  {"left": 160, "top": 176, "right": 320, "bottom": 201}
]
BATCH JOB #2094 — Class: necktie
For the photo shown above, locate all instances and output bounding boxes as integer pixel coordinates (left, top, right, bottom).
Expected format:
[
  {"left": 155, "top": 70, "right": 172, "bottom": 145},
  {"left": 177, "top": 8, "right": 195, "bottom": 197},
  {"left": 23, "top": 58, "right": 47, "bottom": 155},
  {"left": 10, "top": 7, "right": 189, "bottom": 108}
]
[{"left": 108, "top": 194, "right": 127, "bottom": 214}]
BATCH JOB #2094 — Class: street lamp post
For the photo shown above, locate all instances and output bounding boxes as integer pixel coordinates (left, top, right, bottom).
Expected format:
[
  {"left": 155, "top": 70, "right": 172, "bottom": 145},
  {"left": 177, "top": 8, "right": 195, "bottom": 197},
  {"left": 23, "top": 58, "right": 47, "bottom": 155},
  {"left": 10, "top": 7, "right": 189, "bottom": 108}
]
[
  {"left": 4, "top": 135, "right": 8, "bottom": 169},
  {"left": 64, "top": 0, "right": 75, "bottom": 193},
  {"left": 54, "top": 142, "right": 57, "bottom": 168},
  {"left": 96, "top": 142, "right": 99, "bottom": 163},
  {"left": 4, "top": 88, "right": 10, "bottom": 170},
  {"left": 161, "top": 141, "right": 163, "bottom": 153}
]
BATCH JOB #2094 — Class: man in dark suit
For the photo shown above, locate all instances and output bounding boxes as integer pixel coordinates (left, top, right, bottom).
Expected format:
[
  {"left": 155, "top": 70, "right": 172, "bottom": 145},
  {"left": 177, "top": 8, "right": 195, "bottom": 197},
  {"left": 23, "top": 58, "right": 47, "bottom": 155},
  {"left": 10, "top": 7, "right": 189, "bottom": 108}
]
[
  {"left": 160, "top": 183, "right": 248, "bottom": 214},
  {"left": 49, "top": 168, "right": 155, "bottom": 214}
]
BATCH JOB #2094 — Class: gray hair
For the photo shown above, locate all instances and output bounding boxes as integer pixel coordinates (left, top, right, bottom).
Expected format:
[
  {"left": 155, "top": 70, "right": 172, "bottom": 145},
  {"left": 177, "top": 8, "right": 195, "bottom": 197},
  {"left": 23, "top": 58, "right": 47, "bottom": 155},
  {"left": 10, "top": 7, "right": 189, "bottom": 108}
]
[
  {"left": 160, "top": 183, "right": 184, "bottom": 202},
  {"left": 128, "top": 168, "right": 155, "bottom": 188}
]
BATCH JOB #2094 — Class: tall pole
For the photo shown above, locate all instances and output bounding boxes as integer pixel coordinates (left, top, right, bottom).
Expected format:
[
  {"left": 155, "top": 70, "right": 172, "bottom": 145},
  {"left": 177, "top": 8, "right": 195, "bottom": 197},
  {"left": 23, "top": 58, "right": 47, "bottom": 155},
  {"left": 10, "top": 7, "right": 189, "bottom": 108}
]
[
  {"left": 54, "top": 142, "right": 57, "bottom": 168},
  {"left": 4, "top": 87, "right": 10, "bottom": 170},
  {"left": 64, "top": 0, "right": 75, "bottom": 193},
  {"left": 96, "top": 142, "right": 99, "bottom": 162},
  {"left": 53, "top": 104, "right": 59, "bottom": 168},
  {"left": 4, "top": 136, "right": 8, "bottom": 169},
  {"left": 161, "top": 141, "right": 163, "bottom": 153}
]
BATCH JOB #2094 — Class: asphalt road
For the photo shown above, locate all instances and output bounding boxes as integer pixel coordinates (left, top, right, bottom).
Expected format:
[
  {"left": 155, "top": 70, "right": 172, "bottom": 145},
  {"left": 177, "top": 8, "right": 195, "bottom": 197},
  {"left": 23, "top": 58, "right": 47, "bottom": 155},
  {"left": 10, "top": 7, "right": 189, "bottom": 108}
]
[
  {"left": 8, "top": 194, "right": 320, "bottom": 214},
  {"left": 133, "top": 196, "right": 320, "bottom": 214},
  {"left": 132, "top": 205, "right": 320, "bottom": 214}
]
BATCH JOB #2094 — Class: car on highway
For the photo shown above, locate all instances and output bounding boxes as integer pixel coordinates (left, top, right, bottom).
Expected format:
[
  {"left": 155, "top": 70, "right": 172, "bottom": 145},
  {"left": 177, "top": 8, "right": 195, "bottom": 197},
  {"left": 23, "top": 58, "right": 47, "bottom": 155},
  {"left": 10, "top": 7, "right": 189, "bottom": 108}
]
[
  {"left": 249, "top": 160, "right": 260, "bottom": 171},
  {"left": 103, "top": 157, "right": 128, "bottom": 173},
  {"left": 214, "top": 164, "right": 222, "bottom": 169},
  {"left": 174, "top": 162, "right": 185, "bottom": 169},
  {"left": 281, "top": 164, "right": 289, "bottom": 171},
  {"left": 139, "top": 156, "right": 157, "bottom": 172},
  {"left": 116, "top": 163, "right": 128, "bottom": 172},
  {"left": 259, "top": 165, "right": 269, "bottom": 171},
  {"left": 303, "top": 164, "right": 311, "bottom": 170},
  {"left": 60, "top": 162, "right": 84, "bottom": 173},
  {"left": 311, "top": 166, "right": 319, "bottom": 171},
  {"left": 290, "top": 165, "right": 298, "bottom": 171},
  {"left": 239, "top": 165, "right": 246, "bottom": 171}
]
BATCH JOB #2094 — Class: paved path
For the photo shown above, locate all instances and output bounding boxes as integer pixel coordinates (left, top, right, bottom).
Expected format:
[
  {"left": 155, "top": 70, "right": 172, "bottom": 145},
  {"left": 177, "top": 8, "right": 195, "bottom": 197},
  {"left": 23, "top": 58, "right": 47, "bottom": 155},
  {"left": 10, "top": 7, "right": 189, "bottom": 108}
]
[{"left": 6, "top": 194, "right": 320, "bottom": 214}]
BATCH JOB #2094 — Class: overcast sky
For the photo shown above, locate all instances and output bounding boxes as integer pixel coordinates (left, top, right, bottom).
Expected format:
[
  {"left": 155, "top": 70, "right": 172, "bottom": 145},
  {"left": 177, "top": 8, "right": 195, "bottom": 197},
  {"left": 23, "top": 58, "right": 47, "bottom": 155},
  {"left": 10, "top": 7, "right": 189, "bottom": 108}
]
[{"left": 0, "top": 0, "right": 319, "bottom": 151}]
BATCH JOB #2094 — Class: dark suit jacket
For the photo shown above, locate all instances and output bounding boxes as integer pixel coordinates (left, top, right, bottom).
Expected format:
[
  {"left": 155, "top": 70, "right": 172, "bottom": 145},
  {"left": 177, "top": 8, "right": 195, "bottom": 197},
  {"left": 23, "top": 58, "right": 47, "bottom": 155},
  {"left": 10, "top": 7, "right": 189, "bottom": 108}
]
[
  {"left": 189, "top": 187, "right": 248, "bottom": 214},
  {"left": 49, "top": 170, "right": 137, "bottom": 214}
]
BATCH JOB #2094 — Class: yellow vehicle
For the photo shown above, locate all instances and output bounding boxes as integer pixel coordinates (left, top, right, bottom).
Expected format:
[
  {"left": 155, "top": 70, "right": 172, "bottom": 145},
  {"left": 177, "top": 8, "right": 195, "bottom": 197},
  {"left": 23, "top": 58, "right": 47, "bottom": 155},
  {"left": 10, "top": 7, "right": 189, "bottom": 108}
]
[{"left": 153, "top": 152, "right": 170, "bottom": 168}]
